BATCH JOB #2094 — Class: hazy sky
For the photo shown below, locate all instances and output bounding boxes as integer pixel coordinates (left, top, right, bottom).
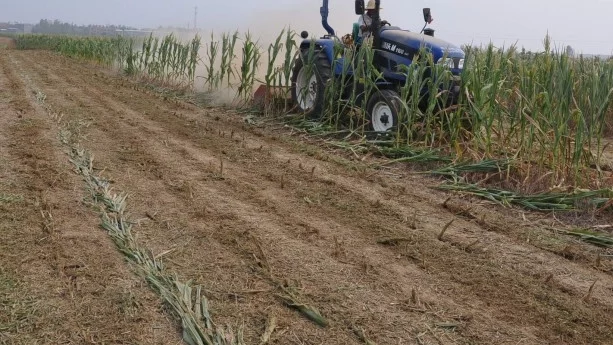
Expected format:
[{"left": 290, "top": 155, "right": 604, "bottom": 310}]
[{"left": 2, "top": 0, "right": 612, "bottom": 54}]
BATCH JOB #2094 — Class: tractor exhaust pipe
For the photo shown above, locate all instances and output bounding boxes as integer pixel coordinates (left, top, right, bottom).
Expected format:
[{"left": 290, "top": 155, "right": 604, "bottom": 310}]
[
  {"left": 372, "top": 0, "right": 381, "bottom": 49},
  {"left": 320, "top": 0, "right": 335, "bottom": 37}
]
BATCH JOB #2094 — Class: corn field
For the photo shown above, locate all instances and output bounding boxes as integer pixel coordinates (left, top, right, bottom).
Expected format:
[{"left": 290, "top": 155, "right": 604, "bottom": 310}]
[
  {"left": 14, "top": 31, "right": 613, "bottom": 194},
  {"left": 459, "top": 39, "right": 613, "bottom": 189},
  {"left": 14, "top": 34, "right": 133, "bottom": 67},
  {"left": 15, "top": 33, "right": 201, "bottom": 87},
  {"left": 131, "top": 33, "right": 201, "bottom": 86},
  {"left": 291, "top": 37, "right": 613, "bottom": 192}
]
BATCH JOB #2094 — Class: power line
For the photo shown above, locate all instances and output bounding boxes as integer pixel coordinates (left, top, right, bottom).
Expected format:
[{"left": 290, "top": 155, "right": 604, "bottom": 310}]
[{"left": 194, "top": 6, "right": 198, "bottom": 30}]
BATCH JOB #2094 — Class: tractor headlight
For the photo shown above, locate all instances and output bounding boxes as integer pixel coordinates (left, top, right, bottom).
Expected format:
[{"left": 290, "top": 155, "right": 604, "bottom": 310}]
[
  {"left": 437, "top": 57, "right": 465, "bottom": 70},
  {"left": 437, "top": 57, "right": 454, "bottom": 69}
]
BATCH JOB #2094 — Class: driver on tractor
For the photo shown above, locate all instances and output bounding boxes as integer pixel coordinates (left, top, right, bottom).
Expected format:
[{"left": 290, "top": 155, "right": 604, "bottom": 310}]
[{"left": 356, "top": 0, "right": 389, "bottom": 45}]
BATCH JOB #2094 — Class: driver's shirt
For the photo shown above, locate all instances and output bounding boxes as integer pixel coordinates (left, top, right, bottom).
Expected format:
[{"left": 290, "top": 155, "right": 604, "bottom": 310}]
[{"left": 357, "top": 13, "right": 372, "bottom": 40}]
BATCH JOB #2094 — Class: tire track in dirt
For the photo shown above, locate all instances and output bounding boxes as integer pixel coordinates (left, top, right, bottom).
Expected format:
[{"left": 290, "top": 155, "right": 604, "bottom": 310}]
[
  {"left": 12, "top": 50, "right": 613, "bottom": 344},
  {"left": 0, "top": 51, "right": 181, "bottom": 344}
]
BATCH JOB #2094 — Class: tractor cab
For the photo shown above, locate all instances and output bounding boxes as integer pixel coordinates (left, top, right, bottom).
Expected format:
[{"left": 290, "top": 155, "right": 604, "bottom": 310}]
[{"left": 349, "top": 1, "right": 435, "bottom": 49}]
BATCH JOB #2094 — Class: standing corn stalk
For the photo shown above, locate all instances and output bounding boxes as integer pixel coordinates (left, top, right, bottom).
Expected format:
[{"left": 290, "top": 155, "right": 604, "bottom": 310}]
[
  {"left": 204, "top": 32, "right": 220, "bottom": 91},
  {"left": 187, "top": 35, "right": 201, "bottom": 88},
  {"left": 237, "top": 32, "right": 261, "bottom": 104},
  {"left": 265, "top": 29, "right": 285, "bottom": 90},
  {"left": 219, "top": 31, "right": 239, "bottom": 88},
  {"left": 281, "top": 29, "right": 297, "bottom": 109}
]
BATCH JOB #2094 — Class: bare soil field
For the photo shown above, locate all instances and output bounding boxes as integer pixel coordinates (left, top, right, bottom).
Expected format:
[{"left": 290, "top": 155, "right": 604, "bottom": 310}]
[
  {"left": 0, "top": 38, "right": 15, "bottom": 49},
  {"left": 1, "top": 49, "right": 613, "bottom": 345}
]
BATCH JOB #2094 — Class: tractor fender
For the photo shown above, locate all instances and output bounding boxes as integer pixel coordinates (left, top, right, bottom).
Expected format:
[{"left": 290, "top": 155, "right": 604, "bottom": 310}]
[{"left": 298, "top": 39, "right": 335, "bottom": 64}]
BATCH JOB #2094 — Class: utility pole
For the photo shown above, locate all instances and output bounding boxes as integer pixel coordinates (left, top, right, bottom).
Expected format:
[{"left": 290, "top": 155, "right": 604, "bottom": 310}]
[{"left": 194, "top": 6, "right": 198, "bottom": 31}]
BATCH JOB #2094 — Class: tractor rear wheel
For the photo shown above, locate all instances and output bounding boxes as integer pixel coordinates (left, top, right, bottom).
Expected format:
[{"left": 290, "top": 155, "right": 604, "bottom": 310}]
[
  {"left": 367, "top": 89, "right": 402, "bottom": 133},
  {"left": 290, "top": 50, "right": 331, "bottom": 119}
]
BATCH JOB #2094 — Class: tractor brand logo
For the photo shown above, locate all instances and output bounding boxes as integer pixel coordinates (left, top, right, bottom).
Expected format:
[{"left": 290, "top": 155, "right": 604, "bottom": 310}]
[
  {"left": 382, "top": 41, "right": 396, "bottom": 52},
  {"left": 382, "top": 41, "right": 410, "bottom": 57}
]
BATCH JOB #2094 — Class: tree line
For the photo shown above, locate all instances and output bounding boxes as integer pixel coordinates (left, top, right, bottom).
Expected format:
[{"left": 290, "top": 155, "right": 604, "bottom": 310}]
[{"left": 32, "top": 19, "right": 139, "bottom": 35}]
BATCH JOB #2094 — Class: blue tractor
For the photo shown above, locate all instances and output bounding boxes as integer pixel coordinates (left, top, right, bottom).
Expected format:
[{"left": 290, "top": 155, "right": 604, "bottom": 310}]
[{"left": 290, "top": 0, "right": 466, "bottom": 132}]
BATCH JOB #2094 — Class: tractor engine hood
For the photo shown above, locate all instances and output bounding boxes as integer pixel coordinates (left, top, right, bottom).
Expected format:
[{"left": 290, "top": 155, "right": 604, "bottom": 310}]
[{"left": 379, "top": 28, "right": 465, "bottom": 62}]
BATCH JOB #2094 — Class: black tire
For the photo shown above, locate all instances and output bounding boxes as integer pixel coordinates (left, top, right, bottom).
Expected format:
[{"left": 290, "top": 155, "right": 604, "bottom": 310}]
[
  {"left": 290, "top": 50, "right": 331, "bottom": 119},
  {"left": 367, "top": 89, "right": 402, "bottom": 133}
]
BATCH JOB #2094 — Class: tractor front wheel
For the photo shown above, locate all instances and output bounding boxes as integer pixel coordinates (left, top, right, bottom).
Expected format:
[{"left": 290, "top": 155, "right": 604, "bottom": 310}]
[{"left": 367, "top": 90, "right": 402, "bottom": 133}]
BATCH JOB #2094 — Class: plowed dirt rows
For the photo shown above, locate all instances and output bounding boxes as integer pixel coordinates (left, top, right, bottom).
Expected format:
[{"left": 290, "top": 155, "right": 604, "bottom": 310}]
[{"left": 1, "top": 49, "right": 612, "bottom": 345}]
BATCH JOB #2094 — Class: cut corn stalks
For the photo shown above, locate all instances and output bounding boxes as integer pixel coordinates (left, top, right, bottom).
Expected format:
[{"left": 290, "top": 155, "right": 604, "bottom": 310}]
[
  {"left": 69, "top": 147, "right": 244, "bottom": 345},
  {"left": 437, "top": 182, "right": 613, "bottom": 211},
  {"left": 559, "top": 229, "right": 613, "bottom": 248}
]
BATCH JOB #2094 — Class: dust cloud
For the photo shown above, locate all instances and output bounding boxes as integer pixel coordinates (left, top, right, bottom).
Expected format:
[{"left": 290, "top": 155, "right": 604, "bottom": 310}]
[{"left": 148, "top": 1, "right": 364, "bottom": 106}]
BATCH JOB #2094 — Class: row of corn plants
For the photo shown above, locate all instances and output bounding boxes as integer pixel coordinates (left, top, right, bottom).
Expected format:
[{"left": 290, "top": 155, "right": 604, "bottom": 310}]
[
  {"left": 458, "top": 38, "right": 613, "bottom": 189},
  {"left": 13, "top": 29, "right": 299, "bottom": 103},
  {"left": 14, "top": 33, "right": 201, "bottom": 87},
  {"left": 131, "top": 33, "right": 201, "bottom": 87},
  {"left": 199, "top": 29, "right": 298, "bottom": 109},
  {"left": 15, "top": 34, "right": 134, "bottom": 67}
]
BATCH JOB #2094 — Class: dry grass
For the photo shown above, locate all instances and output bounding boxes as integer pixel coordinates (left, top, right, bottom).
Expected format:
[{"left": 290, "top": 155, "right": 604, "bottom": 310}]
[
  {"left": 0, "top": 269, "right": 39, "bottom": 344},
  {"left": 0, "top": 193, "right": 23, "bottom": 203}
]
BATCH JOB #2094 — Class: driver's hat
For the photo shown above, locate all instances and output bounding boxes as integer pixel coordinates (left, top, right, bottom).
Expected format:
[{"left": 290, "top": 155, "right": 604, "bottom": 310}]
[{"left": 365, "top": 0, "right": 381, "bottom": 10}]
